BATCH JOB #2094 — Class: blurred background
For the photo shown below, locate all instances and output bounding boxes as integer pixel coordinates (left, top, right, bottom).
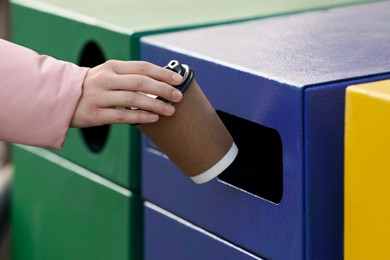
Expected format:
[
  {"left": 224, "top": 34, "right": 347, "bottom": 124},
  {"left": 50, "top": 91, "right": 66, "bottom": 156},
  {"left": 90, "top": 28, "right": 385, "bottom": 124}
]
[{"left": 1, "top": 1, "right": 11, "bottom": 258}]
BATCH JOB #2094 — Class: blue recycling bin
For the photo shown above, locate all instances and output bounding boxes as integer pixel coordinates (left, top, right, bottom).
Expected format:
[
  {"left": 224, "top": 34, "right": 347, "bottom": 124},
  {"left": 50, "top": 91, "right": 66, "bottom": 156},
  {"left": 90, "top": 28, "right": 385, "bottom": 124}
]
[{"left": 140, "top": 2, "right": 390, "bottom": 259}]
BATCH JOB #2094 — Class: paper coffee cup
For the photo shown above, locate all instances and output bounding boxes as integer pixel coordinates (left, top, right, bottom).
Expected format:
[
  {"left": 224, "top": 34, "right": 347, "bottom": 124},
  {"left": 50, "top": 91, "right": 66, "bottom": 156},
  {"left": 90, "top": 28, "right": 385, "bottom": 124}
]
[{"left": 138, "top": 78, "right": 238, "bottom": 184}]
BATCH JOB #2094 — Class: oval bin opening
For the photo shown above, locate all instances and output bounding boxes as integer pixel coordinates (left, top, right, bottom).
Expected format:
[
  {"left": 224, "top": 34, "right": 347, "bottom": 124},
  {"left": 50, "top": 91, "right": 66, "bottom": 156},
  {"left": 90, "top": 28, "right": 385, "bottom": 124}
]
[
  {"left": 78, "top": 42, "right": 110, "bottom": 153},
  {"left": 217, "top": 111, "right": 283, "bottom": 204}
]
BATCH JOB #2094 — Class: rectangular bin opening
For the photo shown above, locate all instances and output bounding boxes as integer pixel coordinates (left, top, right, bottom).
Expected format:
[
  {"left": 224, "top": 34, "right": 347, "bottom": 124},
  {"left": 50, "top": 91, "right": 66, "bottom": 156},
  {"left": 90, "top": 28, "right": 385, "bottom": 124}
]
[{"left": 217, "top": 111, "right": 283, "bottom": 204}]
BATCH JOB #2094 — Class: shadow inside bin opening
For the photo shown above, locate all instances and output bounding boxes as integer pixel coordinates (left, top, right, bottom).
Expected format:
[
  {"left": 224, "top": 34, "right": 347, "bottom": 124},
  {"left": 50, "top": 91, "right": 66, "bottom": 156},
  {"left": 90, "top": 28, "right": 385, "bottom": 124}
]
[
  {"left": 217, "top": 111, "right": 283, "bottom": 204},
  {"left": 78, "top": 42, "right": 110, "bottom": 153}
]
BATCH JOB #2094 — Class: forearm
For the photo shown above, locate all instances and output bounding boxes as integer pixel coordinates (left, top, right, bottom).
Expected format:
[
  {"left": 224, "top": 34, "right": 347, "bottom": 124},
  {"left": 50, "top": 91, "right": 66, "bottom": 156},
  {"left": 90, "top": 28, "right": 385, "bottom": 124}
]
[{"left": 0, "top": 39, "right": 88, "bottom": 149}]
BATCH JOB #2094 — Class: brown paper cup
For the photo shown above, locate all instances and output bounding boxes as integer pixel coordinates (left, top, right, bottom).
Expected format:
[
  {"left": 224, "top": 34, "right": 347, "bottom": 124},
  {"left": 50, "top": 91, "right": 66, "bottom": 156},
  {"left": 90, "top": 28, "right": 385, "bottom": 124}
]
[{"left": 137, "top": 79, "right": 238, "bottom": 184}]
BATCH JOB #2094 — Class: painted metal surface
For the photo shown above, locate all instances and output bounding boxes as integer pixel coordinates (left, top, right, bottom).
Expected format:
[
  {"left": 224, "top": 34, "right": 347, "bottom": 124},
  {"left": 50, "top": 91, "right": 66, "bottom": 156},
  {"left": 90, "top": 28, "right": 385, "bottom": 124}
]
[
  {"left": 144, "top": 202, "right": 264, "bottom": 260},
  {"left": 11, "top": 145, "right": 142, "bottom": 260},
  {"left": 344, "top": 79, "right": 390, "bottom": 260},
  {"left": 140, "top": 2, "right": 390, "bottom": 259},
  {"left": 12, "top": 0, "right": 376, "bottom": 34}
]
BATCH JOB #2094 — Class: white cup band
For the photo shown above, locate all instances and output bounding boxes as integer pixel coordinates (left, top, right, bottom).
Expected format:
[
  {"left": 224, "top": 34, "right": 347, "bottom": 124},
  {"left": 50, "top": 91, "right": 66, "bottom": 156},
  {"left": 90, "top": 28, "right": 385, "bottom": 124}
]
[{"left": 190, "top": 142, "right": 238, "bottom": 184}]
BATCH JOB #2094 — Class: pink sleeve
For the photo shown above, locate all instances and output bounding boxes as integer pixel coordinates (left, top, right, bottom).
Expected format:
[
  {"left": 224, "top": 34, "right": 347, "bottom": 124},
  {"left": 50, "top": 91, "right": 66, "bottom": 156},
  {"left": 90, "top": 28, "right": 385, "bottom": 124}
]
[{"left": 0, "top": 39, "right": 89, "bottom": 149}]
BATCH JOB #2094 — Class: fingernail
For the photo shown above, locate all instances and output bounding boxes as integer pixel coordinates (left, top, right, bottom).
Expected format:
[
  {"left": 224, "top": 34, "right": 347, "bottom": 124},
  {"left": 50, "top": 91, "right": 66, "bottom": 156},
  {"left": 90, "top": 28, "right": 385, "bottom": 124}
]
[
  {"left": 165, "top": 104, "right": 175, "bottom": 114},
  {"left": 148, "top": 114, "right": 159, "bottom": 122},
  {"left": 172, "top": 90, "right": 183, "bottom": 100},
  {"left": 172, "top": 73, "right": 183, "bottom": 83}
]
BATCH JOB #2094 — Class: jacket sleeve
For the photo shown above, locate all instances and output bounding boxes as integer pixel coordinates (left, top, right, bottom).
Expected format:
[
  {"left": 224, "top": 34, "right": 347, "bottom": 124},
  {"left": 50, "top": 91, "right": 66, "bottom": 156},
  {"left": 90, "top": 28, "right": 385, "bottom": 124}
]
[{"left": 0, "top": 39, "right": 89, "bottom": 149}]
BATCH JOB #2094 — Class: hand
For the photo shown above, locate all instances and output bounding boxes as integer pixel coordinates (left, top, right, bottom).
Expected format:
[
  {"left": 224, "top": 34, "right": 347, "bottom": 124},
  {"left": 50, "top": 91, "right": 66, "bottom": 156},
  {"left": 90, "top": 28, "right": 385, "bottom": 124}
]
[{"left": 70, "top": 60, "right": 183, "bottom": 128}]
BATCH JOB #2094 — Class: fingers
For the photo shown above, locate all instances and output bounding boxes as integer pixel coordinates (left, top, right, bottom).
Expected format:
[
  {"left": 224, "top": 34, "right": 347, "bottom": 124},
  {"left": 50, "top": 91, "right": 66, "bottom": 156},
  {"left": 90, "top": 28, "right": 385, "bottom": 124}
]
[
  {"left": 106, "top": 60, "right": 183, "bottom": 86},
  {"left": 104, "top": 74, "right": 183, "bottom": 103},
  {"left": 71, "top": 60, "right": 186, "bottom": 128},
  {"left": 99, "top": 91, "right": 176, "bottom": 116},
  {"left": 96, "top": 108, "right": 160, "bottom": 125}
]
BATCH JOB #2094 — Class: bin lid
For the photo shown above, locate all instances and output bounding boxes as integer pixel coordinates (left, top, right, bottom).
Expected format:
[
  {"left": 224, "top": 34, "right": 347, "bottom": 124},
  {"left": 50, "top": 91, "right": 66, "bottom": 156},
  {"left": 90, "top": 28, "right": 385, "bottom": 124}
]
[{"left": 141, "top": 1, "right": 390, "bottom": 87}]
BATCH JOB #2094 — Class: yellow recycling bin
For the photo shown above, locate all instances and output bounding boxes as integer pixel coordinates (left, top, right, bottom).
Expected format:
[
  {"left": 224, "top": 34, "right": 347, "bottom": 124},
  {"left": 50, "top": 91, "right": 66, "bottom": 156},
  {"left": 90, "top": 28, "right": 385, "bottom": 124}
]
[{"left": 345, "top": 79, "right": 390, "bottom": 259}]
